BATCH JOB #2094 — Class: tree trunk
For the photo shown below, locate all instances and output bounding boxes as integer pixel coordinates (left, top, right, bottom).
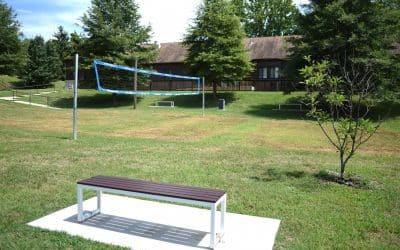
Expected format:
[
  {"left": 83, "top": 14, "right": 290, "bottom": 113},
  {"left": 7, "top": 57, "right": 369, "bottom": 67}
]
[
  {"left": 212, "top": 82, "right": 217, "bottom": 100},
  {"left": 112, "top": 93, "right": 117, "bottom": 106},
  {"left": 339, "top": 151, "right": 345, "bottom": 180}
]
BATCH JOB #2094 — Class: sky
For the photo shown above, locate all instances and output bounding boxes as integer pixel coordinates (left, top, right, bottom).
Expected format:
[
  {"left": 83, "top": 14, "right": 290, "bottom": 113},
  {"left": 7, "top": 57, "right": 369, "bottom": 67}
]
[{"left": 6, "top": 0, "right": 310, "bottom": 43}]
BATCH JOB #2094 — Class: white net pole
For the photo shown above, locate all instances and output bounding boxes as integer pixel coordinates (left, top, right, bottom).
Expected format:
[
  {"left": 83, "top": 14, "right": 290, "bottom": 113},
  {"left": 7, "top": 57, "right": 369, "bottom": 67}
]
[
  {"left": 202, "top": 77, "right": 205, "bottom": 117},
  {"left": 73, "top": 53, "right": 79, "bottom": 140}
]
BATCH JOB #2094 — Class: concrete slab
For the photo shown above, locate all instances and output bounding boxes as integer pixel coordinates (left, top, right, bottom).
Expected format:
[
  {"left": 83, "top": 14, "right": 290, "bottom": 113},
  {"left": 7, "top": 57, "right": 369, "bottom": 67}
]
[{"left": 28, "top": 194, "right": 280, "bottom": 250}]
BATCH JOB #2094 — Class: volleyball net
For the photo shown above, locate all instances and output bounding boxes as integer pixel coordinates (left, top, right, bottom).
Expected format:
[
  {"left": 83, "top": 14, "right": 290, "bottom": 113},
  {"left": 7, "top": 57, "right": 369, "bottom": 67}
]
[{"left": 93, "top": 60, "right": 201, "bottom": 96}]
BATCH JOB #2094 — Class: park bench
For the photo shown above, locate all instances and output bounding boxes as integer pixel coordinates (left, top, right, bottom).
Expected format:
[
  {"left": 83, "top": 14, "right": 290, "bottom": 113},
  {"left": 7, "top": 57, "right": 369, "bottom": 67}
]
[{"left": 77, "top": 175, "right": 227, "bottom": 249}]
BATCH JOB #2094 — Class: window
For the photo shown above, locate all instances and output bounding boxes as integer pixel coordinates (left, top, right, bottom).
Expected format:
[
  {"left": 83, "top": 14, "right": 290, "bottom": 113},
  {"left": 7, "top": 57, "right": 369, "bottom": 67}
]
[
  {"left": 258, "top": 67, "right": 280, "bottom": 79},
  {"left": 259, "top": 67, "right": 268, "bottom": 79}
]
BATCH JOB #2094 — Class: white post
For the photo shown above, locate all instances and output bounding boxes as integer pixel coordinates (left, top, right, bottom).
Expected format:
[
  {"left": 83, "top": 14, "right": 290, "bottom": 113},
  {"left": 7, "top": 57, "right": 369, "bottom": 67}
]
[
  {"left": 73, "top": 53, "right": 78, "bottom": 140},
  {"left": 221, "top": 195, "right": 226, "bottom": 234},
  {"left": 210, "top": 204, "right": 216, "bottom": 248},
  {"left": 202, "top": 77, "right": 205, "bottom": 117},
  {"left": 133, "top": 57, "right": 138, "bottom": 109},
  {"left": 97, "top": 190, "right": 102, "bottom": 212},
  {"left": 77, "top": 185, "right": 83, "bottom": 222}
]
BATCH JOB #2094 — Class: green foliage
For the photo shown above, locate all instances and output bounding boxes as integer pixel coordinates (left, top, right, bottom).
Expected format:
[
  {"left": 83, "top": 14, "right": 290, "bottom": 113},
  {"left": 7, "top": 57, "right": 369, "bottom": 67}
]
[
  {"left": 23, "top": 36, "right": 60, "bottom": 86},
  {"left": 242, "top": 0, "right": 300, "bottom": 37},
  {"left": 287, "top": 0, "right": 400, "bottom": 100},
  {"left": 0, "top": 0, "right": 22, "bottom": 75},
  {"left": 81, "top": 0, "right": 155, "bottom": 65},
  {"left": 53, "top": 26, "right": 71, "bottom": 80},
  {"left": 301, "top": 57, "right": 380, "bottom": 180},
  {"left": 184, "top": 0, "right": 253, "bottom": 97}
]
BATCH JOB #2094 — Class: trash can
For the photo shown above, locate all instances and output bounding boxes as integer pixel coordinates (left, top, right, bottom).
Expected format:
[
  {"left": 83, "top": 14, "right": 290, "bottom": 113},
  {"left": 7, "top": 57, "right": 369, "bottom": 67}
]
[{"left": 218, "top": 99, "right": 225, "bottom": 110}]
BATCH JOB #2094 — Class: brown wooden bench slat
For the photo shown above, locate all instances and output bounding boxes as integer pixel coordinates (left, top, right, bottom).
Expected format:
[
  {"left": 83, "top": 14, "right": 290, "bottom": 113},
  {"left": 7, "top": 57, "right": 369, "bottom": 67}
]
[
  {"left": 78, "top": 176, "right": 225, "bottom": 203},
  {"left": 87, "top": 175, "right": 223, "bottom": 196}
]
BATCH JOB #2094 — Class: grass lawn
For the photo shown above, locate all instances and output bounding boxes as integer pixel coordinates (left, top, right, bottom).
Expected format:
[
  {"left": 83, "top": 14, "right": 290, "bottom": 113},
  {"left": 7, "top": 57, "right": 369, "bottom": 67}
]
[{"left": 0, "top": 85, "right": 399, "bottom": 249}]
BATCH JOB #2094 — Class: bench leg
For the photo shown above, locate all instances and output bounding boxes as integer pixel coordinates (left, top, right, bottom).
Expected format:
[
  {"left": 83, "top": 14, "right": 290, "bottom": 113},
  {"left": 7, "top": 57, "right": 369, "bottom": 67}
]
[
  {"left": 77, "top": 185, "right": 101, "bottom": 222},
  {"left": 220, "top": 195, "right": 226, "bottom": 235},
  {"left": 77, "top": 185, "right": 84, "bottom": 222},
  {"left": 210, "top": 204, "right": 216, "bottom": 249},
  {"left": 97, "top": 190, "right": 102, "bottom": 213}
]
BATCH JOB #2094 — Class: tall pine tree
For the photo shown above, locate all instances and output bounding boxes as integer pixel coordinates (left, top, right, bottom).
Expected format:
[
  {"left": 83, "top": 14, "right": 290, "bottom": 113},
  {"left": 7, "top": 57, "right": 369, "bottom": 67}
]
[
  {"left": 184, "top": 0, "right": 253, "bottom": 98},
  {"left": 53, "top": 26, "right": 71, "bottom": 80},
  {"left": 0, "top": 0, "right": 22, "bottom": 75},
  {"left": 287, "top": 0, "right": 400, "bottom": 101},
  {"left": 81, "top": 0, "right": 155, "bottom": 65},
  {"left": 24, "top": 36, "right": 57, "bottom": 86}
]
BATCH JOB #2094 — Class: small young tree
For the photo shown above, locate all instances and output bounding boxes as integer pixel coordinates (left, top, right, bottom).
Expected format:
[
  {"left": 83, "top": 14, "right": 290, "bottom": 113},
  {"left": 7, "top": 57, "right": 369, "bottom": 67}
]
[
  {"left": 300, "top": 56, "right": 380, "bottom": 181},
  {"left": 184, "top": 0, "right": 253, "bottom": 98}
]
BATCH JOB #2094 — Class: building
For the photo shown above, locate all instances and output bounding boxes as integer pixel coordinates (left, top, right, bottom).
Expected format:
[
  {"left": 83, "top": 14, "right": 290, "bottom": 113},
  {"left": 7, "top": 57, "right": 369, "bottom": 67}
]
[{"left": 150, "top": 36, "right": 296, "bottom": 91}]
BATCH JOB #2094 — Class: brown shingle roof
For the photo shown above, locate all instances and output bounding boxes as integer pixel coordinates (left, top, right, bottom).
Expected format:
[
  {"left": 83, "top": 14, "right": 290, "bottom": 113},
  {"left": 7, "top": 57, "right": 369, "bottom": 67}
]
[{"left": 156, "top": 36, "right": 292, "bottom": 63}]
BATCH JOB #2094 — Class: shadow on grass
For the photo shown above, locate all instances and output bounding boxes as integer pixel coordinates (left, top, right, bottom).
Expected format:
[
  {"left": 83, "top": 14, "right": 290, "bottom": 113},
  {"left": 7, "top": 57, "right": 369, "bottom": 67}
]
[
  {"left": 52, "top": 94, "right": 143, "bottom": 109},
  {"left": 244, "top": 95, "right": 309, "bottom": 120},
  {"left": 162, "top": 92, "right": 238, "bottom": 109},
  {"left": 369, "top": 101, "right": 400, "bottom": 121},
  {"left": 314, "top": 170, "right": 374, "bottom": 189},
  {"left": 250, "top": 168, "right": 306, "bottom": 182}
]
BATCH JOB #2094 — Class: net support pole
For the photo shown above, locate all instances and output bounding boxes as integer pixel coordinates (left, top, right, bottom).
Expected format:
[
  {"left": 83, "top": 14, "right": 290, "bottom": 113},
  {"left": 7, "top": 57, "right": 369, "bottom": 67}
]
[
  {"left": 133, "top": 57, "right": 138, "bottom": 109},
  {"left": 202, "top": 77, "right": 205, "bottom": 117},
  {"left": 73, "top": 53, "right": 78, "bottom": 140}
]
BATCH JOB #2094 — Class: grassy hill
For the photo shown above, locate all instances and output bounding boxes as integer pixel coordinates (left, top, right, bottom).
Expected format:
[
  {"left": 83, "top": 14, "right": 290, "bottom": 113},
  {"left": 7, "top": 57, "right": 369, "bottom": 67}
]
[{"left": 0, "top": 89, "right": 399, "bottom": 249}]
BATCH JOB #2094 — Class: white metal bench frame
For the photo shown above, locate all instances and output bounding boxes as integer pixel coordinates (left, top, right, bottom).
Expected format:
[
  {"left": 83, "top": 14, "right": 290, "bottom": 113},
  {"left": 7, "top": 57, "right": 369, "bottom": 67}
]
[
  {"left": 155, "top": 100, "right": 174, "bottom": 107},
  {"left": 77, "top": 184, "right": 226, "bottom": 249}
]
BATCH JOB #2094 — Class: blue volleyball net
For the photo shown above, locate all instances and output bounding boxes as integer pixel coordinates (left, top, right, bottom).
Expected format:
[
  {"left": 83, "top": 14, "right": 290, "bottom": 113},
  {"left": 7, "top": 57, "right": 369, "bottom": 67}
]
[{"left": 93, "top": 60, "right": 201, "bottom": 96}]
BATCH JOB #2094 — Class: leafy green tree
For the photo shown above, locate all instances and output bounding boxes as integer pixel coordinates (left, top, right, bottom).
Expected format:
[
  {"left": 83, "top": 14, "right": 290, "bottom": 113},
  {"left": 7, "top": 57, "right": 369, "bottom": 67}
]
[
  {"left": 0, "top": 0, "right": 22, "bottom": 75},
  {"left": 53, "top": 26, "right": 71, "bottom": 80},
  {"left": 24, "top": 36, "right": 58, "bottom": 86},
  {"left": 234, "top": 0, "right": 300, "bottom": 37},
  {"left": 184, "top": 0, "right": 253, "bottom": 98},
  {"left": 231, "top": 0, "right": 246, "bottom": 23},
  {"left": 81, "top": 0, "right": 154, "bottom": 65},
  {"left": 300, "top": 56, "right": 380, "bottom": 182},
  {"left": 287, "top": 0, "right": 400, "bottom": 101}
]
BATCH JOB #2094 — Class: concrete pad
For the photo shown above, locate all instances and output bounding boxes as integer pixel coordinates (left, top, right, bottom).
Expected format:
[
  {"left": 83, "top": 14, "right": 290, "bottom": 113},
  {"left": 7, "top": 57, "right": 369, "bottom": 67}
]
[{"left": 28, "top": 194, "right": 280, "bottom": 250}]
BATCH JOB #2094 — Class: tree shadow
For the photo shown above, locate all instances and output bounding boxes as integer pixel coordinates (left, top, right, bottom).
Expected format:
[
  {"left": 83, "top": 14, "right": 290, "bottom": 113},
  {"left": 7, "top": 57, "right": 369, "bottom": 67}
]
[
  {"left": 52, "top": 93, "right": 143, "bottom": 109},
  {"left": 369, "top": 101, "right": 400, "bottom": 121},
  {"left": 314, "top": 170, "right": 374, "bottom": 189},
  {"left": 244, "top": 95, "right": 309, "bottom": 120},
  {"left": 250, "top": 168, "right": 306, "bottom": 182},
  {"left": 162, "top": 92, "right": 238, "bottom": 109}
]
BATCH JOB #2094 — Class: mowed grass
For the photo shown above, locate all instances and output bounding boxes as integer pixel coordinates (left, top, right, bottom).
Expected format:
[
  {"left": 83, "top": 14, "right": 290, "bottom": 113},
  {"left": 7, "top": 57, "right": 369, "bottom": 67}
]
[{"left": 0, "top": 87, "right": 399, "bottom": 249}]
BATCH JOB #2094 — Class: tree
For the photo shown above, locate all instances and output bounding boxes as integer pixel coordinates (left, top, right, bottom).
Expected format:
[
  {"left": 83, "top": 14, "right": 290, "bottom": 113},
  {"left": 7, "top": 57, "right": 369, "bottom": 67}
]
[
  {"left": 300, "top": 56, "right": 380, "bottom": 182},
  {"left": 53, "top": 26, "right": 71, "bottom": 80},
  {"left": 184, "top": 0, "right": 253, "bottom": 98},
  {"left": 235, "top": 0, "right": 299, "bottom": 37},
  {"left": 0, "top": 0, "right": 22, "bottom": 75},
  {"left": 286, "top": 0, "right": 400, "bottom": 96},
  {"left": 81, "top": 0, "right": 154, "bottom": 65},
  {"left": 231, "top": 0, "right": 246, "bottom": 23},
  {"left": 23, "top": 36, "right": 58, "bottom": 86},
  {"left": 70, "top": 31, "right": 85, "bottom": 55},
  {"left": 45, "top": 40, "right": 63, "bottom": 81}
]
